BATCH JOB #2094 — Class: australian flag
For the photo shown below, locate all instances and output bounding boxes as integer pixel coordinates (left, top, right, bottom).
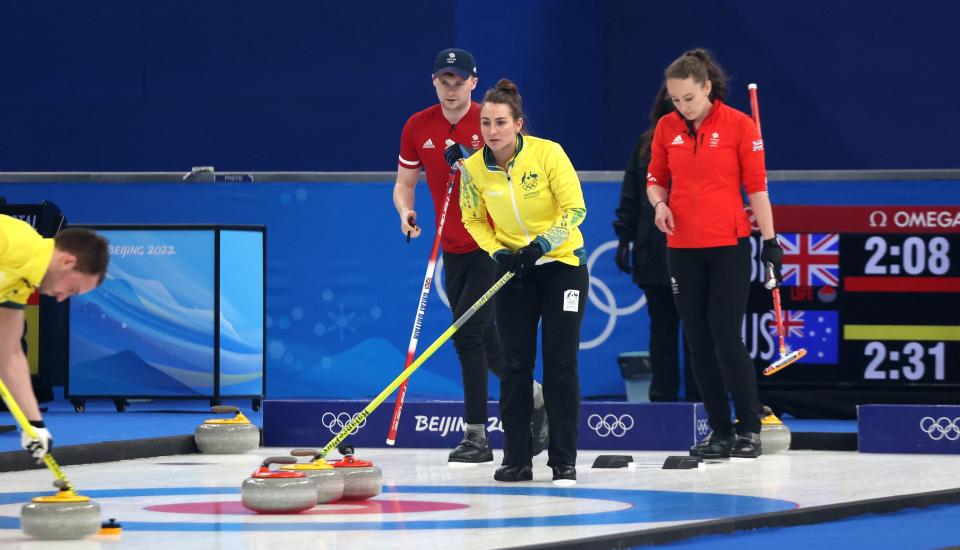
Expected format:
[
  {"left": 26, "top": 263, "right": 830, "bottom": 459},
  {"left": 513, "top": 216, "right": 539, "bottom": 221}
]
[
  {"left": 767, "top": 309, "right": 838, "bottom": 364},
  {"left": 779, "top": 233, "right": 840, "bottom": 287}
]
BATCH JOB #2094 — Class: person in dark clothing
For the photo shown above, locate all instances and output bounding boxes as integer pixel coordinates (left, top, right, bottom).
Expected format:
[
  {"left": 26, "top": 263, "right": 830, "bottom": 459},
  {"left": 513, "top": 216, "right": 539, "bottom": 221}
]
[{"left": 614, "top": 84, "right": 700, "bottom": 403}]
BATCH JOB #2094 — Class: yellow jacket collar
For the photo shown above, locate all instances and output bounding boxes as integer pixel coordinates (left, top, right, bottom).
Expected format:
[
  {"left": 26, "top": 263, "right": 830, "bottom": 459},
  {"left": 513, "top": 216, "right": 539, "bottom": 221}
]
[{"left": 483, "top": 134, "right": 524, "bottom": 172}]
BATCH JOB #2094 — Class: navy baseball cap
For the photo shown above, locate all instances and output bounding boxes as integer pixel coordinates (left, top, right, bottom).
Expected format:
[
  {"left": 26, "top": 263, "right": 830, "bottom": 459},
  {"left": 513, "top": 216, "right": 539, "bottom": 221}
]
[{"left": 432, "top": 48, "right": 477, "bottom": 79}]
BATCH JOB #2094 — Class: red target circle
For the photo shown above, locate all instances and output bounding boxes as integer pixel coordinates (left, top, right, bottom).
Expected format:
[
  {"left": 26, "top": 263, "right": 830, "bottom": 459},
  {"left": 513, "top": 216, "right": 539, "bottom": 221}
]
[{"left": 145, "top": 498, "right": 468, "bottom": 515}]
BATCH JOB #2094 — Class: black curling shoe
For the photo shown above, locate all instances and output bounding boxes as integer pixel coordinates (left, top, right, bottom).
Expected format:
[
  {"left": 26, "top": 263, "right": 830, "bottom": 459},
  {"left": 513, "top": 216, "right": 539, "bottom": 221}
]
[
  {"left": 551, "top": 464, "right": 576, "bottom": 485},
  {"left": 690, "top": 431, "right": 737, "bottom": 459},
  {"left": 448, "top": 432, "right": 493, "bottom": 463},
  {"left": 731, "top": 432, "right": 762, "bottom": 458},
  {"left": 494, "top": 465, "right": 533, "bottom": 482}
]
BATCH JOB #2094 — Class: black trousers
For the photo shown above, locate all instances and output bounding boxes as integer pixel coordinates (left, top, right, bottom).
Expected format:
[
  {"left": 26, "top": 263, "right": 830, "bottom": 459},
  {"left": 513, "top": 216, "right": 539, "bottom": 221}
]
[
  {"left": 443, "top": 249, "right": 505, "bottom": 425},
  {"left": 495, "top": 261, "right": 588, "bottom": 467},
  {"left": 639, "top": 285, "right": 700, "bottom": 402},
  {"left": 667, "top": 239, "right": 760, "bottom": 434}
]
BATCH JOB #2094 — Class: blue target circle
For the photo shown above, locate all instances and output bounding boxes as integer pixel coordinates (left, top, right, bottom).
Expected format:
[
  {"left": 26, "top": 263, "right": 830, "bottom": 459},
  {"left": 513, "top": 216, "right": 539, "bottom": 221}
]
[{"left": 0, "top": 485, "right": 796, "bottom": 531}]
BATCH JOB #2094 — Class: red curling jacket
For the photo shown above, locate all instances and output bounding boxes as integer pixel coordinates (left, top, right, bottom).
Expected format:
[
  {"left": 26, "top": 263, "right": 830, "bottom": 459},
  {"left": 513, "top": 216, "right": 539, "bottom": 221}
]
[{"left": 646, "top": 100, "right": 766, "bottom": 248}]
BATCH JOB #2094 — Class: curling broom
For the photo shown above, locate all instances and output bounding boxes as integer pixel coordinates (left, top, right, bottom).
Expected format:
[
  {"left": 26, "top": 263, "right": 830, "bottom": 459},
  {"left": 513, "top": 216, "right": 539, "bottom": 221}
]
[{"left": 748, "top": 83, "right": 807, "bottom": 376}]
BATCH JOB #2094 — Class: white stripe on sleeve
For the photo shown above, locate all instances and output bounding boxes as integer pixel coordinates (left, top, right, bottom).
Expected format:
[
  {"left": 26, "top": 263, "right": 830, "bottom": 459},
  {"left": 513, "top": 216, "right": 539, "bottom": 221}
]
[{"left": 398, "top": 155, "right": 420, "bottom": 167}]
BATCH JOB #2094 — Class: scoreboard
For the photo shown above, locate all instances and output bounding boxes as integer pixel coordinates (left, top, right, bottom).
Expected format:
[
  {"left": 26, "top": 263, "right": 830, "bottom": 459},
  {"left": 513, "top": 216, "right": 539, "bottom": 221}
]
[{"left": 746, "top": 205, "right": 959, "bottom": 411}]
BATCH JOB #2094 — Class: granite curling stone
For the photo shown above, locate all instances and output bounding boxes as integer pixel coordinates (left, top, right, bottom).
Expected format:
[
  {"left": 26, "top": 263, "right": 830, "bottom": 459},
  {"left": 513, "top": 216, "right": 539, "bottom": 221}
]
[
  {"left": 241, "top": 457, "right": 317, "bottom": 513},
  {"left": 330, "top": 454, "right": 383, "bottom": 500},
  {"left": 759, "top": 405, "right": 791, "bottom": 454},
  {"left": 194, "top": 405, "right": 260, "bottom": 454},
  {"left": 280, "top": 449, "right": 345, "bottom": 504},
  {"left": 20, "top": 481, "right": 101, "bottom": 540}
]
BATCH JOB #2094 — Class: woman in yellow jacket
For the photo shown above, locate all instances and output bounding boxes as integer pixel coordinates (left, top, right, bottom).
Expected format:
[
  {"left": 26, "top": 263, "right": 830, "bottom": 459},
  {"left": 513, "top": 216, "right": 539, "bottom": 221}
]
[{"left": 458, "top": 79, "right": 588, "bottom": 485}]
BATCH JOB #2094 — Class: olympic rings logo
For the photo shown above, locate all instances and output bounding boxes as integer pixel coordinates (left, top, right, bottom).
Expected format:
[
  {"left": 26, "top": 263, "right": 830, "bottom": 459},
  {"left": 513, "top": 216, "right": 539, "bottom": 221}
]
[
  {"left": 321, "top": 412, "right": 367, "bottom": 435},
  {"left": 919, "top": 416, "right": 960, "bottom": 441},
  {"left": 587, "top": 413, "right": 635, "bottom": 438},
  {"left": 696, "top": 419, "right": 710, "bottom": 437},
  {"left": 581, "top": 241, "right": 646, "bottom": 349},
  {"left": 434, "top": 240, "right": 647, "bottom": 350}
]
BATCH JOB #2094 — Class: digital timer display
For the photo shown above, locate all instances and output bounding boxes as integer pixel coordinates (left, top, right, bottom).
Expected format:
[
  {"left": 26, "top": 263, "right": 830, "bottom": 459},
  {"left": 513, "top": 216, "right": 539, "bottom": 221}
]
[
  {"left": 746, "top": 205, "right": 960, "bottom": 391},
  {"left": 864, "top": 236, "right": 950, "bottom": 276},
  {"left": 844, "top": 234, "right": 960, "bottom": 292},
  {"left": 860, "top": 341, "right": 946, "bottom": 381}
]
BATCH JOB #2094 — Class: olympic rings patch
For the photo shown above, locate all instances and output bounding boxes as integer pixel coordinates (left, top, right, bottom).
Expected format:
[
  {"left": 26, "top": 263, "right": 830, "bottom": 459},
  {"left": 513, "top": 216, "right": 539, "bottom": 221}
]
[
  {"left": 696, "top": 419, "right": 710, "bottom": 438},
  {"left": 919, "top": 416, "right": 960, "bottom": 441},
  {"left": 321, "top": 411, "right": 367, "bottom": 435},
  {"left": 587, "top": 414, "right": 635, "bottom": 438}
]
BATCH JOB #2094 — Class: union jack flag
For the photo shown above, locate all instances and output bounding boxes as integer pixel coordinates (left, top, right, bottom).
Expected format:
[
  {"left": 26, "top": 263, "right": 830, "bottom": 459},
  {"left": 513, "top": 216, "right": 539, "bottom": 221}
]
[
  {"left": 766, "top": 310, "right": 805, "bottom": 338},
  {"left": 779, "top": 233, "right": 839, "bottom": 287}
]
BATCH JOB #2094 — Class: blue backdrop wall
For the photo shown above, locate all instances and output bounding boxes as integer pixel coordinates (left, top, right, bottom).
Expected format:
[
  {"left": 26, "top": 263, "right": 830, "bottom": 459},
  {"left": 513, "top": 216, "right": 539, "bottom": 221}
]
[
  {"left": 1, "top": 179, "right": 957, "bottom": 401},
  {"left": 0, "top": 180, "right": 641, "bottom": 400},
  {"left": 0, "top": 1, "right": 956, "bottom": 172}
]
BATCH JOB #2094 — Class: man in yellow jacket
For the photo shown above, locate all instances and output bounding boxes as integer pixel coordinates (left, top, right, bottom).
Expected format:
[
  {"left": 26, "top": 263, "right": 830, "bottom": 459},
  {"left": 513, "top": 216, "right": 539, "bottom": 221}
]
[
  {"left": 0, "top": 215, "right": 108, "bottom": 462},
  {"left": 458, "top": 79, "right": 588, "bottom": 485}
]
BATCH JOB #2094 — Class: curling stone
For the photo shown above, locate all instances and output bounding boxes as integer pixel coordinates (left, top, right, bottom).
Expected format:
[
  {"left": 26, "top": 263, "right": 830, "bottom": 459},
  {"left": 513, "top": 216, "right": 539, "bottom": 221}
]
[
  {"left": 760, "top": 405, "right": 791, "bottom": 454},
  {"left": 20, "top": 481, "right": 101, "bottom": 540},
  {"left": 241, "top": 457, "right": 317, "bottom": 514},
  {"left": 329, "top": 453, "right": 382, "bottom": 500},
  {"left": 194, "top": 405, "right": 260, "bottom": 454},
  {"left": 280, "top": 449, "right": 345, "bottom": 504}
]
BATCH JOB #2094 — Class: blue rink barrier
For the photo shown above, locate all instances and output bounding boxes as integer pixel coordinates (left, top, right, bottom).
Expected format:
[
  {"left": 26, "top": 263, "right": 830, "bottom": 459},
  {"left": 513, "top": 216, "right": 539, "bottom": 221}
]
[
  {"left": 858, "top": 405, "right": 960, "bottom": 454},
  {"left": 263, "top": 400, "right": 709, "bottom": 451}
]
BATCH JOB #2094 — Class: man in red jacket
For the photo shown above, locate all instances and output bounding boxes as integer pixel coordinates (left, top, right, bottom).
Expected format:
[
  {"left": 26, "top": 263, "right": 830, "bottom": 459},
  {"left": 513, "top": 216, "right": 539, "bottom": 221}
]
[{"left": 393, "top": 48, "right": 547, "bottom": 463}]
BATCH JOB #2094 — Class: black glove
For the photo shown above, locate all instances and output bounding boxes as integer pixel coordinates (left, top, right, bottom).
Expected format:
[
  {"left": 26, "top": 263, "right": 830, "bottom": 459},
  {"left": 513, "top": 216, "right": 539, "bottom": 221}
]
[
  {"left": 615, "top": 241, "right": 631, "bottom": 273},
  {"left": 493, "top": 249, "right": 511, "bottom": 268},
  {"left": 510, "top": 241, "right": 545, "bottom": 274},
  {"left": 444, "top": 142, "right": 475, "bottom": 169},
  {"left": 761, "top": 237, "right": 783, "bottom": 289},
  {"left": 493, "top": 249, "right": 521, "bottom": 286}
]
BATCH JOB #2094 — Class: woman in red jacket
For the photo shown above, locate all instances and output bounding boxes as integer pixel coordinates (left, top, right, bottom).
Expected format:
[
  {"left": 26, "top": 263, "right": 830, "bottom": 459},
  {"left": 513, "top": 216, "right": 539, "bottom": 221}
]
[{"left": 646, "top": 49, "right": 783, "bottom": 459}]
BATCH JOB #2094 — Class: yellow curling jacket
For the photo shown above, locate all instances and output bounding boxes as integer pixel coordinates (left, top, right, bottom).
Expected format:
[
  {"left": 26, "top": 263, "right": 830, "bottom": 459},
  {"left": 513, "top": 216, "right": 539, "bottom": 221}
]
[
  {"left": 0, "top": 215, "right": 54, "bottom": 308},
  {"left": 460, "top": 134, "right": 587, "bottom": 266}
]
